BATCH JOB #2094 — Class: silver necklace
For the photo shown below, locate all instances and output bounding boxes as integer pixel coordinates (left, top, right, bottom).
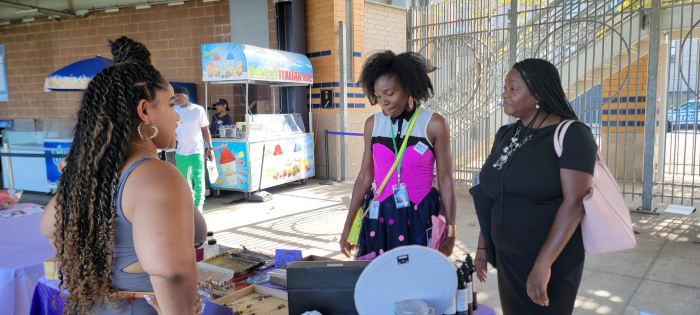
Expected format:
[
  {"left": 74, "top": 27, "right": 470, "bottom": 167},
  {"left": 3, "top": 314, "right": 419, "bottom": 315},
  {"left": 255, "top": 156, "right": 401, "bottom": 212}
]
[
  {"left": 493, "top": 127, "right": 532, "bottom": 170},
  {"left": 493, "top": 112, "right": 550, "bottom": 170}
]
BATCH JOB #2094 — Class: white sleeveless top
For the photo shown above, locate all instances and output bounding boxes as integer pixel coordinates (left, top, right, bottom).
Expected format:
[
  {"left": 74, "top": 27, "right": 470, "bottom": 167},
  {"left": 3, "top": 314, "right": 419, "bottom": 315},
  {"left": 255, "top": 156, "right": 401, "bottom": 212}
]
[{"left": 371, "top": 106, "right": 435, "bottom": 147}]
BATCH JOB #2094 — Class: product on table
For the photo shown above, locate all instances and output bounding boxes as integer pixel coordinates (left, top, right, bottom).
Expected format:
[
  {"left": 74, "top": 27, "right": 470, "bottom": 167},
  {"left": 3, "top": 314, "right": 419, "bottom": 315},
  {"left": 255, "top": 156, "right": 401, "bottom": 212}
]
[
  {"left": 465, "top": 260, "right": 473, "bottom": 315},
  {"left": 395, "top": 300, "right": 434, "bottom": 315},
  {"left": 456, "top": 262, "right": 469, "bottom": 315},
  {"left": 219, "top": 149, "right": 238, "bottom": 186},
  {"left": 204, "top": 239, "right": 220, "bottom": 259},
  {"left": 203, "top": 249, "right": 267, "bottom": 277},
  {"left": 0, "top": 189, "right": 21, "bottom": 210},
  {"left": 466, "top": 254, "right": 477, "bottom": 310}
]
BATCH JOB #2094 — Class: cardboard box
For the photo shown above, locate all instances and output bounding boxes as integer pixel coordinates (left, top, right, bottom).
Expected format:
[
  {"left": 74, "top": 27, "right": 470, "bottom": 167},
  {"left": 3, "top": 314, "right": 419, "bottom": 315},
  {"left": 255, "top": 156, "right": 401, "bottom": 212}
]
[
  {"left": 213, "top": 285, "right": 288, "bottom": 314},
  {"left": 44, "top": 257, "right": 58, "bottom": 281},
  {"left": 286, "top": 261, "right": 370, "bottom": 315},
  {"left": 270, "top": 255, "right": 340, "bottom": 288}
]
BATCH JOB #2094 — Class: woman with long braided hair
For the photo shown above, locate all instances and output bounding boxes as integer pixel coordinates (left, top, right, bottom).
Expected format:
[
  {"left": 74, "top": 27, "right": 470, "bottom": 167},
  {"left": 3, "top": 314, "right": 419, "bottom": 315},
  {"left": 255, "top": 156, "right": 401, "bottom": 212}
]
[
  {"left": 40, "top": 36, "right": 202, "bottom": 315},
  {"left": 473, "top": 59, "right": 596, "bottom": 314}
]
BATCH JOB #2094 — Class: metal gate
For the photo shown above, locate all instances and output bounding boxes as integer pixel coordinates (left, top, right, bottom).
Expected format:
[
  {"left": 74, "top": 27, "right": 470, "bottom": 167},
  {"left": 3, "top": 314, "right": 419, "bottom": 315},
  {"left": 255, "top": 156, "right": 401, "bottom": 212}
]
[{"left": 408, "top": 0, "right": 700, "bottom": 208}]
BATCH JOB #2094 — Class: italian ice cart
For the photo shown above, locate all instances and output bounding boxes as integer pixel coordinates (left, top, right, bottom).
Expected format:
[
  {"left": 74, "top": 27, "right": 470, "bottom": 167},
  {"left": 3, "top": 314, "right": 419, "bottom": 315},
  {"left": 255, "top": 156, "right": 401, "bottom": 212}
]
[{"left": 201, "top": 43, "right": 315, "bottom": 200}]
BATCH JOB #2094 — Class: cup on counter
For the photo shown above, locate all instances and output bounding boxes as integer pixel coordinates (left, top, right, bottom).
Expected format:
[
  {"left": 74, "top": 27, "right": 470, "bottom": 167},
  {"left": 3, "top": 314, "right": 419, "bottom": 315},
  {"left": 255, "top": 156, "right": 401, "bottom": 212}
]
[{"left": 394, "top": 300, "right": 435, "bottom": 315}]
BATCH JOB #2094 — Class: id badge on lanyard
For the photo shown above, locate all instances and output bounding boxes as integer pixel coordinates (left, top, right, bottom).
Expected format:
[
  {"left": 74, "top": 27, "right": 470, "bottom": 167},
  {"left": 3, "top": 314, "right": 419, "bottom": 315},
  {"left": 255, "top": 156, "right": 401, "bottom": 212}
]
[
  {"left": 368, "top": 182, "right": 379, "bottom": 219},
  {"left": 369, "top": 201, "right": 380, "bottom": 219},
  {"left": 393, "top": 182, "right": 410, "bottom": 208},
  {"left": 390, "top": 118, "right": 411, "bottom": 209}
]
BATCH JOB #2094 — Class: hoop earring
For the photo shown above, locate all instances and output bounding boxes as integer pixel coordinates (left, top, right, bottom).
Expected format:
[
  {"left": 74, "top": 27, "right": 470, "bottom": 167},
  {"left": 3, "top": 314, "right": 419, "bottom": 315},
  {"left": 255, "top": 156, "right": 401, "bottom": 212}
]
[{"left": 138, "top": 122, "right": 158, "bottom": 141}]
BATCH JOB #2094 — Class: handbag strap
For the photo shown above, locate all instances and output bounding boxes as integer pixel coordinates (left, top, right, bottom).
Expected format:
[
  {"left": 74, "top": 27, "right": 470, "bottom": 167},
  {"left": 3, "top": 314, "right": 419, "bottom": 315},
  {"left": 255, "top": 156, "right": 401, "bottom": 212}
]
[
  {"left": 554, "top": 119, "right": 602, "bottom": 160},
  {"left": 553, "top": 119, "right": 576, "bottom": 157}
]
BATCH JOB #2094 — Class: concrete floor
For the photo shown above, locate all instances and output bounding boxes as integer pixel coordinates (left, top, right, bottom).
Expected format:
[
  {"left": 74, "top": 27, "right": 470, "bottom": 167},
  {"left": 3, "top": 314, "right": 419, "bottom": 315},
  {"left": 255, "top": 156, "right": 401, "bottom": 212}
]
[{"left": 21, "top": 179, "right": 700, "bottom": 315}]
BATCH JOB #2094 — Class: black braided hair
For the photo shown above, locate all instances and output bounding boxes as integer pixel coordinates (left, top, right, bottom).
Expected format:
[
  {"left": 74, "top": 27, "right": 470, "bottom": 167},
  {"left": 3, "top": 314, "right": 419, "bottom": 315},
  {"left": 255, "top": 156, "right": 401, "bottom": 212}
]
[
  {"left": 52, "top": 37, "right": 167, "bottom": 315},
  {"left": 358, "top": 51, "right": 437, "bottom": 106},
  {"left": 108, "top": 36, "right": 152, "bottom": 64},
  {"left": 513, "top": 59, "right": 579, "bottom": 120}
]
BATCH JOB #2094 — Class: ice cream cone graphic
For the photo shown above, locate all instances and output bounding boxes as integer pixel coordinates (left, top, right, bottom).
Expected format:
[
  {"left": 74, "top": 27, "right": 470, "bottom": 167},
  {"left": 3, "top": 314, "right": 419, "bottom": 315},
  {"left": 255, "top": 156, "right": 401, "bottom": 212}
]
[{"left": 219, "top": 148, "right": 238, "bottom": 186}]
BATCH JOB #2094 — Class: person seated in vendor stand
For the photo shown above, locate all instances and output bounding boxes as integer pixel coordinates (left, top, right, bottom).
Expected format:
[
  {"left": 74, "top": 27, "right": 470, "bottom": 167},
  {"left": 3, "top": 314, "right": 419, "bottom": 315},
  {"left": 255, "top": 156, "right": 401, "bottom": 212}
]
[
  {"left": 209, "top": 98, "right": 233, "bottom": 138},
  {"left": 40, "top": 36, "right": 204, "bottom": 315},
  {"left": 339, "top": 51, "right": 457, "bottom": 260}
]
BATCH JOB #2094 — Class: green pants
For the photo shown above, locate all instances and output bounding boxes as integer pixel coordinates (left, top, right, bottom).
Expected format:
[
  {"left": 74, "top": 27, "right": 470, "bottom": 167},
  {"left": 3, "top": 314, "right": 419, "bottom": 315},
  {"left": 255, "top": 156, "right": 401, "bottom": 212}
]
[{"left": 176, "top": 153, "right": 205, "bottom": 212}]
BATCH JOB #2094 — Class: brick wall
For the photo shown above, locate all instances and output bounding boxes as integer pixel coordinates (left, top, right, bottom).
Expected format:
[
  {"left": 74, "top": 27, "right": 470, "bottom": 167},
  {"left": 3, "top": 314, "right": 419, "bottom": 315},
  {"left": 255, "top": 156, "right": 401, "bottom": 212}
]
[
  {"left": 0, "top": 1, "right": 235, "bottom": 124},
  {"left": 343, "top": 1, "right": 407, "bottom": 177},
  {"left": 600, "top": 54, "right": 648, "bottom": 180},
  {"left": 364, "top": 2, "right": 406, "bottom": 57},
  {"left": 306, "top": 0, "right": 345, "bottom": 180},
  {"left": 305, "top": 0, "right": 407, "bottom": 180}
]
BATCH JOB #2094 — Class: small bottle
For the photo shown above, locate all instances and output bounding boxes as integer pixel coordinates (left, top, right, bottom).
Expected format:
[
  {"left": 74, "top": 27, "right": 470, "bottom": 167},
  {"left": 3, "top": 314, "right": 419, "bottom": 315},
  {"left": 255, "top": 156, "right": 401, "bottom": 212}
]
[
  {"left": 456, "top": 263, "right": 468, "bottom": 315},
  {"left": 206, "top": 231, "right": 214, "bottom": 241},
  {"left": 445, "top": 265, "right": 457, "bottom": 315},
  {"left": 204, "top": 239, "right": 219, "bottom": 259},
  {"left": 466, "top": 254, "right": 477, "bottom": 310},
  {"left": 464, "top": 261, "right": 473, "bottom": 315}
]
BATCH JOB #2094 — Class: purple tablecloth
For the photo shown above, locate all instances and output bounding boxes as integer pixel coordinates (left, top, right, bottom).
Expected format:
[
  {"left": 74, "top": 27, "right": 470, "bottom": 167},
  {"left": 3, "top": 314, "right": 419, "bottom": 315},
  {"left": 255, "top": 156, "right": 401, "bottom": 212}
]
[
  {"left": 29, "top": 277, "right": 63, "bottom": 315},
  {"left": 0, "top": 205, "right": 54, "bottom": 315}
]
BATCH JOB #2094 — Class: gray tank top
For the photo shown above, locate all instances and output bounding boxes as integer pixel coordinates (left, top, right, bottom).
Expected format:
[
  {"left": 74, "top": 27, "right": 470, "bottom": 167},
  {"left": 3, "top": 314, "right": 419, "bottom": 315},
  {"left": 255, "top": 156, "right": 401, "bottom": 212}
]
[
  {"left": 110, "top": 157, "right": 155, "bottom": 292},
  {"left": 99, "top": 157, "right": 207, "bottom": 314}
]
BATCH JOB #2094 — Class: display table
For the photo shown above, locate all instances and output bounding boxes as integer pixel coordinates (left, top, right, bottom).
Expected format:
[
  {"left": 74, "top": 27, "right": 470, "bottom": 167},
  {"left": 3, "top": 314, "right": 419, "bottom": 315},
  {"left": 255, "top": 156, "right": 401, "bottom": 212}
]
[
  {"left": 29, "top": 244, "right": 496, "bottom": 315},
  {"left": 0, "top": 205, "right": 54, "bottom": 315},
  {"left": 30, "top": 270, "right": 497, "bottom": 315},
  {"left": 29, "top": 277, "right": 63, "bottom": 315},
  {"left": 29, "top": 246, "right": 240, "bottom": 314},
  {"left": 471, "top": 305, "right": 497, "bottom": 315}
]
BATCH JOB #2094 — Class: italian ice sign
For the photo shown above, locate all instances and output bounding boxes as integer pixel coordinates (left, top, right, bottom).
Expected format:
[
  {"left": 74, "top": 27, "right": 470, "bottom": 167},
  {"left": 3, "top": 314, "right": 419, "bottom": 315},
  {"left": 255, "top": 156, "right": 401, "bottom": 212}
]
[
  {"left": 201, "top": 43, "right": 247, "bottom": 81},
  {"left": 45, "top": 141, "right": 70, "bottom": 188},
  {"left": 201, "top": 43, "right": 313, "bottom": 84},
  {"left": 249, "top": 135, "right": 315, "bottom": 191},
  {"left": 210, "top": 141, "right": 249, "bottom": 190}
]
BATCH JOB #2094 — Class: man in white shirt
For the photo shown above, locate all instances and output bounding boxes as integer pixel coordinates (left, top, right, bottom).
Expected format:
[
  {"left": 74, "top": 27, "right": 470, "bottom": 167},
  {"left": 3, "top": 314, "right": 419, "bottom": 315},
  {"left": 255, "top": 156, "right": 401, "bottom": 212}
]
[{"left": 173, "top": 86, "right": 213, "bottom": 212}]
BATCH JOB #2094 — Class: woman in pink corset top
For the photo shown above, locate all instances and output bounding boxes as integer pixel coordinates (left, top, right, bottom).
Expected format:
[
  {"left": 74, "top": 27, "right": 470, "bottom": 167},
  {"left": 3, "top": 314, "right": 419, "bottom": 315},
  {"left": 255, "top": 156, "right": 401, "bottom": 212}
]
[{"left": 339, "top": 51, "right": 457, "bottom": 259}]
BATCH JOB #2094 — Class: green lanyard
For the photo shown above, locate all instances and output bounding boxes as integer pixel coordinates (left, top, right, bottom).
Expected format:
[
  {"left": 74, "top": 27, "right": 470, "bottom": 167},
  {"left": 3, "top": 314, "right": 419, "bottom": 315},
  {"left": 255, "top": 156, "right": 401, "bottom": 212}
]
[{"left": 390, "top": 110, "right": 419, "bottom": 183}]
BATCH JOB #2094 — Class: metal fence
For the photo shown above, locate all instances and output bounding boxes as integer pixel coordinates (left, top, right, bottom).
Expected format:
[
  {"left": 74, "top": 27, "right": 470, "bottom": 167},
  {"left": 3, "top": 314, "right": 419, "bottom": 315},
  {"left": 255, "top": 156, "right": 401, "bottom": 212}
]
[{"left": 408, "top": 0, "right": 700, "bottom": 208}]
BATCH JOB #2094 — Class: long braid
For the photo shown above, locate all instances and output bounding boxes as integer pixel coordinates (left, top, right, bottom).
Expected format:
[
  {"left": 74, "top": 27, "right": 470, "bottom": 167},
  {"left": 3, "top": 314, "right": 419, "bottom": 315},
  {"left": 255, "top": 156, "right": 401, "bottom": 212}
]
[
  {"left": 52, "top": 37, "right": 167, "bottom": 314},
  {"left": 513, "top": 59, "right": 579, "bottom": 120}
]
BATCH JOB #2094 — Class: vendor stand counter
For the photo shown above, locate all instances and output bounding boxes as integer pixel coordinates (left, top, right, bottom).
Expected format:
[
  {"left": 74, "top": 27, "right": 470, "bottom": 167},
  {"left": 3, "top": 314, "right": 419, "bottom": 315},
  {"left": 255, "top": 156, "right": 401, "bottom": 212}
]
[
  {"left": 1, "top": 118, "right": 73, "bottom": 193},
  {"left": 201, "top": 43, "right": 315, "bottom": 199},
  {"left": 210, "top": 114, "right": 314, "bottom": 199}
]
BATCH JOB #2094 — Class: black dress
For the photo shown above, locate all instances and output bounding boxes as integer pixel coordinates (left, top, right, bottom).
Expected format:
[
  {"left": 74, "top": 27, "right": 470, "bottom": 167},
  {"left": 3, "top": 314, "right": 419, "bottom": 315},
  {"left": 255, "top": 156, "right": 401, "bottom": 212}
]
[{"left": 479, "top": 120, "right": 597, "bottom": 315}]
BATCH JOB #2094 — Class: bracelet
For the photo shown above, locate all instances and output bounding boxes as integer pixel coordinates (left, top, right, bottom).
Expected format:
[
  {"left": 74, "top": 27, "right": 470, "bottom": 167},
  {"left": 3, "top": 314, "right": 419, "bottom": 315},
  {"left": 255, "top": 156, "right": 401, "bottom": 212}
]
[{"left": 446, "top": 225, "right": 457, "bottom": 238}]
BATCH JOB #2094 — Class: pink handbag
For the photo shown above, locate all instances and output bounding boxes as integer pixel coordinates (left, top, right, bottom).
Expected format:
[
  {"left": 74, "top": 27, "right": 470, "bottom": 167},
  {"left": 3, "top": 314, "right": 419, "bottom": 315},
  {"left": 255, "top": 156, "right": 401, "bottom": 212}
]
[
  {"left": 554, "top": 120, "right": 636, "bottom": 255},
  {"left": 429, "top": 214, "right": 447, "bottom": 250}
]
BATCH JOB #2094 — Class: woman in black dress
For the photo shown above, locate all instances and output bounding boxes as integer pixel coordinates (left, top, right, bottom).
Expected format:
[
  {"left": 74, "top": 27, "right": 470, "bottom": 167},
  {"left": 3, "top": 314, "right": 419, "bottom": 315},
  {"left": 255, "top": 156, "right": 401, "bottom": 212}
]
[{"left": 473, "top": 59, "right": 597, "bottom": 314}]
